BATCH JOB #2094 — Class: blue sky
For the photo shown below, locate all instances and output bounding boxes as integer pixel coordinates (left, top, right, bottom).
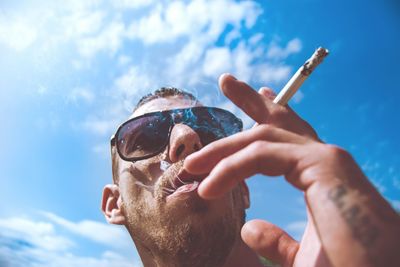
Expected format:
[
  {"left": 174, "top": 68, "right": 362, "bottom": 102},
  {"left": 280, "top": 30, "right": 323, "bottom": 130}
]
[{"left": 1, "top": 0, "right": 399, "bottom": 266}]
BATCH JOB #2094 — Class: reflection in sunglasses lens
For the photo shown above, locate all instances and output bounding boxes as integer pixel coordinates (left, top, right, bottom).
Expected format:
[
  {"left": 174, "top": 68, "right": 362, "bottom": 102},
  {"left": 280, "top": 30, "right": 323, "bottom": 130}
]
[
  {"left": 118, "top": 114, "right": 170, "bottom": 159},
  {"left": 116, "top": 107, "right": 242, "bottom": 161}
]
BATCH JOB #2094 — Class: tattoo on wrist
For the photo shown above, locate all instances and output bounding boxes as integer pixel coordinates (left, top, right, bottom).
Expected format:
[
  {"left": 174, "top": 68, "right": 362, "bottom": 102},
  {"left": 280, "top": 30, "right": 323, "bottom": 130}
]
[{"left": 328, "top": 184, "right": 379, "bottom": 249}]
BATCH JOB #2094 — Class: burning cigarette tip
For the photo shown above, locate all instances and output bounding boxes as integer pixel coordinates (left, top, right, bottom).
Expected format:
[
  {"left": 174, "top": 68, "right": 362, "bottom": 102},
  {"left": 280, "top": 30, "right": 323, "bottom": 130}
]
[
  {"left": 302, "top": 47, "right": 329, "bottom": 76},
  {"left": 273, "top": 46, "right": 329, "bottom": 106}
]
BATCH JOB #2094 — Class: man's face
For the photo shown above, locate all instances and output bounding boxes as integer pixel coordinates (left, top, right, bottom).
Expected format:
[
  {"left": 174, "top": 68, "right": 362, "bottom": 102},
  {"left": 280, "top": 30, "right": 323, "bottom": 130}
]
[{"left": 108, "top": 96, "right": 248, "bottom": 265}]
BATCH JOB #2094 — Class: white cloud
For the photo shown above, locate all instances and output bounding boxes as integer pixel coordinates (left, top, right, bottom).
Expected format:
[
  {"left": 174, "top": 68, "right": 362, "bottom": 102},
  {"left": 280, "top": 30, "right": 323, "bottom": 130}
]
[
  {"left": 127, "top": 0, "right": 261, "bottom": 44},
  {"left": 82, "top": 116, "right": 119, "bottom": 136},
  {"left": 41, "top": 212, "right": 131, "bottom": 250},
  {"left": 267, "top": 38, "right": 302, "bottom": 60},
  {"left": 78, "top": 66, "right": 157, "bottom": 137},
  {"left": 225, "top": 29, "right": 241, "bottom": 44},
  {"left": 63, "top": 10, "right": 105, "bottom": 38},
  {"left": 0, "top": 217, "right": 73, "bottom": 252},
  {"left": 112, "top": 0, "right": 154, "bottom": 9},
  {"left": 232, "top": 42, "right": 255, "bottom": 82},
  {"left": 0, "top": 247, "right": 138, "bottom": 267},
  {"left": 67, "top": 87, "right": 95, "bottom": 104},
  {"left": 118, "top": 54, "right": 132, "bottom": 66},
  {"left": 256, "top": 63, "right": 292, "bottom": 84},
  {"left": 76, "top": 20, "right": 126, "bottom": 58},
  {"left": 1, "top": 0, "right": 300, "bottom": 89},
  {"left": 127, "top": 6, "right": 170, "bottom": 44},
  {"left": 165, "top": 38, "right": 209, "bottom": 87},
  {"left": 292, "top": 90, "right": 304, "bottom": 104},
  {"left": 2, "top": 0, "right": 303, "bottom": 144},
  {"left": 114, "top": 66, "right": 154, "bottom": 99},
  {"left": 203, "top": 47, "right": 233, "bottom": 77},
  {"left": 0, "top": 16, "right": 38, "bottom": 51},
  {"left": 248, "top": 33, "right": 264, "bottom": 46},
  {"left": 0, "top": 213, "right": 140, "bottom": 267}
]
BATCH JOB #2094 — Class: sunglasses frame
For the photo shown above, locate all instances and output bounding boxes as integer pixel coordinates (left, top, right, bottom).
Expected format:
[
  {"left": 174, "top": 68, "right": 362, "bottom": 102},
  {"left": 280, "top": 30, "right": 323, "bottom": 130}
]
[{"left": 110, "top": 106, "right": 243, "bottom": 162}]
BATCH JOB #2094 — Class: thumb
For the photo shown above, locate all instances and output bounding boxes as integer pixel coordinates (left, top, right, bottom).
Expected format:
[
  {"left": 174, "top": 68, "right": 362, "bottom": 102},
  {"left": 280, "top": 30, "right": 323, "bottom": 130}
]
[{"left": 241, "top": 219, "right": 299, "bottom": 267}]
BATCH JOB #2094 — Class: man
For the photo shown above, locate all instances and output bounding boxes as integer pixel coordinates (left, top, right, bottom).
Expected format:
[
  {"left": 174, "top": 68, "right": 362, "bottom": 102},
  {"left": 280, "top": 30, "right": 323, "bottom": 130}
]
[{"left": 102, "top": 73, "right": 400, "bottom": 267}]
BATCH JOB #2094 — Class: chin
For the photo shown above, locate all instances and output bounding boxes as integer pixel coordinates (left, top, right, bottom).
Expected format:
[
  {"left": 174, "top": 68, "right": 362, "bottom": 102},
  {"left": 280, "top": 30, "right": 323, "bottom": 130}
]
[
  {"left": 124, "top": 185, "right": 246, "bottom": 267},
  {"left": 142, "top": 205, "right": 240, "bottom": 267}
]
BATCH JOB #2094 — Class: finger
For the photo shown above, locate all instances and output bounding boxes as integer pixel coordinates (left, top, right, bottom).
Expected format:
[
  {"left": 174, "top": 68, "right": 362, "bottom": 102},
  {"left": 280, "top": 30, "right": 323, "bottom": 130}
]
[
  {"left": 252, "top": 87, "right": 276, "bottom": 129},
  {"left": 242, "top": 219, "right": 299, "bottom": 267},
  {"left": 259, "top": 87, "right": 277, "bottom": 100},
  {"left": 220, "top": 74, "right": 319, "bottom": 140},
  {"left": 198, "top": 141, "right": 299, "bottom": 199},
  {"left": 185, "top": 125, "right": 306, "bottom": 175},
  {"left": 219, "top": 73, "right": 269, "bottom": 124}
]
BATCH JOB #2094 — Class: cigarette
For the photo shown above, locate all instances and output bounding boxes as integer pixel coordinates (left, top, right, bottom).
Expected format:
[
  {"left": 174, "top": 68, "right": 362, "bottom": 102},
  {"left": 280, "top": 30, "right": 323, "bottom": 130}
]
[{"left": 273, "top": 47, "right": 329, "bottom": 106}]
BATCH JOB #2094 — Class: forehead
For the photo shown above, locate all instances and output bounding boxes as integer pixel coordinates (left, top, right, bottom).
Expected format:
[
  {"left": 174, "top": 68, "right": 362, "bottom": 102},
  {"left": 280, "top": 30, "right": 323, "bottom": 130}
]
[{"left": 130, "top": 96, "right": 201, "bottom": 119}]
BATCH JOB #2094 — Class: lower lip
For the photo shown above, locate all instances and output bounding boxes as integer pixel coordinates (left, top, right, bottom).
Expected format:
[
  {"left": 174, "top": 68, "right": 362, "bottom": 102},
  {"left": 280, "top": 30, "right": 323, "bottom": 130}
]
[{"left": 166, "top": 182, "right": 199, "bottom": 201}]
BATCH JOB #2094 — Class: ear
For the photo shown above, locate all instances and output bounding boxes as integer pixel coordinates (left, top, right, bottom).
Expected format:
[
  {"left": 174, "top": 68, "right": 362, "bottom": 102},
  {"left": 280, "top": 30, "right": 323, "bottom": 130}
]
[
  {"left": 240, "top": 181, "right": 250, "bottom": 209},
  {"left": 101, "top": 184, "right": 126, "bottom": 225}
]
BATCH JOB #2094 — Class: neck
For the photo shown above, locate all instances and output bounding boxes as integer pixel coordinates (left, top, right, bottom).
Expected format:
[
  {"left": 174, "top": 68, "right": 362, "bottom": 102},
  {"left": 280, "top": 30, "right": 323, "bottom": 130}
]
[{"left": 134, "top": 235, "right": 264, "bottom": 267}]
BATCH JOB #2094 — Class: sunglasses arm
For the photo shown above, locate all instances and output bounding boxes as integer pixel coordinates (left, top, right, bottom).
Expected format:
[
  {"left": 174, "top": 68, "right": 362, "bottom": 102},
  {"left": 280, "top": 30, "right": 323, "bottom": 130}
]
[{"left": 110, "top": 134, "right": 116, "bottom": 146}]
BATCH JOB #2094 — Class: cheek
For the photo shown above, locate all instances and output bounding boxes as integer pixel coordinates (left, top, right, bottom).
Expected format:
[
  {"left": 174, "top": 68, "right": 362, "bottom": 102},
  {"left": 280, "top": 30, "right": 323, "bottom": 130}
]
[
  {"left": 133, "top": 155, "right": 165, "bottom": 184},
  {"left": 145, "top": 161, "right": 164, "bottom": 182},
  {"left": 121, "top": 182, "right": 151, "bottom": 205},
  {"left": 121, "top": 188, "right": 157, "bottom": 220}
]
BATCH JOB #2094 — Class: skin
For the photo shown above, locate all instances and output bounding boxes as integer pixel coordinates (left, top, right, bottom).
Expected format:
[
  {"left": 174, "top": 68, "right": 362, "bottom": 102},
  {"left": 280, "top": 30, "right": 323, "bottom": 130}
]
[
  {"left": 184, "top": 73, "right": 400, "bottom": 267},
  {"left": 101, "top": 96, "right": 264, "bottom": 267}
]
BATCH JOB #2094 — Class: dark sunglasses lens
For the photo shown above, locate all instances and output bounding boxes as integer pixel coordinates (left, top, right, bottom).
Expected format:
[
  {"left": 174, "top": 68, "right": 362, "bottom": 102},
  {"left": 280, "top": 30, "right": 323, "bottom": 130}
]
[
  {"left": 117, "top": 114, "right": 170, "bottom": 159},
  {"left": 187, "top": 108, "right": 242, "bottom": 145}
]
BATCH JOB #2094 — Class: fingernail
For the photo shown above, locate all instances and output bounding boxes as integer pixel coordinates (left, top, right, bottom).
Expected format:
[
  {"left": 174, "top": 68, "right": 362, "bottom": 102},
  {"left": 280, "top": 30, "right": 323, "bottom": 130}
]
[
  {"left": 219, "top": 73, "right": 237, "bottom": 89},
  {"left": 259, "top": 87, "right": 276, "bottom": 98},
  {"left": 220, "top": 73, "right": 237, "bottom": 81}
]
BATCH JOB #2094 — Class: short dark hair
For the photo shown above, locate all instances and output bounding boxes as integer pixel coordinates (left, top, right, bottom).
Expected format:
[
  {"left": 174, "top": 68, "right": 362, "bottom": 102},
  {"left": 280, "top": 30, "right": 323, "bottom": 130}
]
[
  {"left": 133, "top": 87, "right": 199, "bottom": 112},
  {"left": 112, "top": 87, "right": 199, "bottom": 183}
]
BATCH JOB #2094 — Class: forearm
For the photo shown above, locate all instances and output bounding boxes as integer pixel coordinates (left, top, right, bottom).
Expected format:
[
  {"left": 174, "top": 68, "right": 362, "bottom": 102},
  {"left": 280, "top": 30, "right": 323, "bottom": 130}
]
[{"left": 306, "top": 175, "right": 400, "bottom": 267}]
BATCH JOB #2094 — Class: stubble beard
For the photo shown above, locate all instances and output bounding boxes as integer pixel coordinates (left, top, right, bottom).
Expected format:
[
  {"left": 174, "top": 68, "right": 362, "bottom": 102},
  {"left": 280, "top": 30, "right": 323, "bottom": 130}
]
[{"left": 122, "top": 188, "right": 245, "bottom": 267}]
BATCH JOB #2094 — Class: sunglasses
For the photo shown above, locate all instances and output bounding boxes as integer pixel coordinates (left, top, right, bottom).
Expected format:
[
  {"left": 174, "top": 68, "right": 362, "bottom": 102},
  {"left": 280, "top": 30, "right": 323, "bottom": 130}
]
[{"left": 111, "top": 106, "right": 243, "bottom": 162}]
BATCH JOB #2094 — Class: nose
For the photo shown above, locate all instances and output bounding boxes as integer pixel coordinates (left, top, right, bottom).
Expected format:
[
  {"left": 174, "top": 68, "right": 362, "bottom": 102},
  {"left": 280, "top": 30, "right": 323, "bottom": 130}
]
[{"left": 168, "top": 124, "right": 203, "bottom": 162}]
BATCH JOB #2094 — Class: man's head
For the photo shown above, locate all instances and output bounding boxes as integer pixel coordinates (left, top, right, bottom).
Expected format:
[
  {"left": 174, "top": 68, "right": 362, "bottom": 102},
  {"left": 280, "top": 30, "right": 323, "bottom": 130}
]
[{"left": 102, "top": 87, "right": 250, "bottom": 266}]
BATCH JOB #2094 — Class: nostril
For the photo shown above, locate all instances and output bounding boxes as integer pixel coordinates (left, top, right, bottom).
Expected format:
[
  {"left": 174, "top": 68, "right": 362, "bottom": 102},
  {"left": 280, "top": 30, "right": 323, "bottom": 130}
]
[{"left": 175, "top": 144, "right": 185, "bottom": 158}]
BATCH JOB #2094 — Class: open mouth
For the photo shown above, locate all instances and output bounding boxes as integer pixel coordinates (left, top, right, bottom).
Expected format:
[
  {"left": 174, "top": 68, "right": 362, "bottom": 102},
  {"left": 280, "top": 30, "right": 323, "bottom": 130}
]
[{"left": 165, "top": 170, "right": 207, "bottom": 201}]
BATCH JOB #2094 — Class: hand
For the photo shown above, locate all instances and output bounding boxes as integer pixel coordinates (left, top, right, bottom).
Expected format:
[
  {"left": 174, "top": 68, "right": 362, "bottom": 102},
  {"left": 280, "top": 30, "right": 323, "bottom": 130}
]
[{"left": 184, "top": 74, "right": 400, "bottom": 267}]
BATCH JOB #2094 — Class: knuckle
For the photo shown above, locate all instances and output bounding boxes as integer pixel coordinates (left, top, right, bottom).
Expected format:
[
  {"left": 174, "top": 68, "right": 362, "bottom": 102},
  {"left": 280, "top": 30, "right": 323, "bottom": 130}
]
[
  {"left": 218, "top": 156, "right": 241, "bottom": 177},
  {"left": 257, "top": 124, "right": 273, "bottom": 135},
  {"left": 270, "top": 105, "right": 290, "bottom": 120},
  {"left": 249, "top": 140, "right": 269, "bottom": 154},
  {"left": 217, "top": 158, "right": 232, "bottom": 171},
  {"left": 323, "top": 144, "right": 351, "bottom": 161},
  {"left": 250, "top": 141, "right": 269, "bottom": 171}
]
